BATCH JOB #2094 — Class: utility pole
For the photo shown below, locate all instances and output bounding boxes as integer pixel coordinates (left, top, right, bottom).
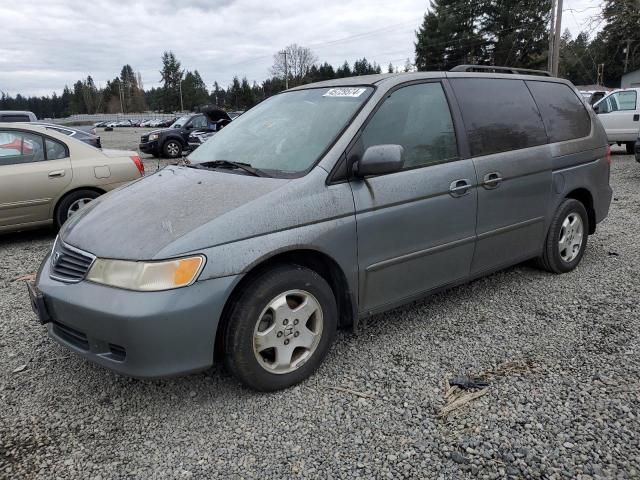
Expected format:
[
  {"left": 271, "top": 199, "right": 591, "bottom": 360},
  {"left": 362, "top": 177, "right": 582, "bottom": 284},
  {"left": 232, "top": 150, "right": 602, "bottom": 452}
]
[
  {"left": 280, "top": 50, "right": 289, "bottom": 89},
  {"left": 552, "top": 0, "right": 563, "bottom": 77},
  {"left": 118, "top": 80, "right": 124, "bottom": 114},
  {"left": 179, "top": 79, "right": 184, "bottom": 112},
  {"left": 548, "top": 0, "right": 556, "bottom": 73},
  {"left": 624, "top": 39, "right": 633, "bottom": 73},
  {"left": 597, "top": 63, "right": 604, "bottom": 86}
]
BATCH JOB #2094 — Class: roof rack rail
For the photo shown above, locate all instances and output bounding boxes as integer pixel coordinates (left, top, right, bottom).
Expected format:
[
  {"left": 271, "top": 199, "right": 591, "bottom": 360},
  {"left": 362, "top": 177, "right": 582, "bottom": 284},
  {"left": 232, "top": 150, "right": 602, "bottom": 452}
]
[{"left": 450, "top": 65, "right": 552, "bottom": 77}]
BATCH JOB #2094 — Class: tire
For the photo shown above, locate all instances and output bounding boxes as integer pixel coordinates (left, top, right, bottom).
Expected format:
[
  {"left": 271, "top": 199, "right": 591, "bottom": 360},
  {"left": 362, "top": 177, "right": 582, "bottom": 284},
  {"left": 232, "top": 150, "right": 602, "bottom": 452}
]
[
  {"left": 162, "top": 139, "right": 182, "bottom": 158},
  {"left": 536, "top": 199, "right": 589, "bottom": 274},
  {"left": 55, "top": 189, "right": 101, "bottom": 228},
  {"left": 223, "top": 264, "right": 337, "bottom": 391},
  {"left": 625, "top": 142, "right": 635, "bottom": 154}
]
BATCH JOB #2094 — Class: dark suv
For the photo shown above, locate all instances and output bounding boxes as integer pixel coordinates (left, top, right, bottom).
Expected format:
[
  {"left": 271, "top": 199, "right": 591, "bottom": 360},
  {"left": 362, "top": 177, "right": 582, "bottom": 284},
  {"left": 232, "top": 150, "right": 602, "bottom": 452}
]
[{"left": 139, "top": 109, "right": 231, "bottom": 158}]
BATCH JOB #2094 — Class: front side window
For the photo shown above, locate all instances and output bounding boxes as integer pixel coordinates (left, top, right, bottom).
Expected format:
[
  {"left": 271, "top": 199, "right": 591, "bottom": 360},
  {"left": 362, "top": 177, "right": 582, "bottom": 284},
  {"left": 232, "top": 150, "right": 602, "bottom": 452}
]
[
  {"left": 610, "top": 91, "right": 637, "bottom": 111},
  {"left": 360, "top": 82, "right": 458, "bottom": 169},
  {"left": 0, "top": 130, "right": 45, "bottom": 165},
  {"left": 450, "top": 78, "right": 548, "bottom": 157},
  {"left": 188, "top": 87, "right": 373, "bottom": 175}
]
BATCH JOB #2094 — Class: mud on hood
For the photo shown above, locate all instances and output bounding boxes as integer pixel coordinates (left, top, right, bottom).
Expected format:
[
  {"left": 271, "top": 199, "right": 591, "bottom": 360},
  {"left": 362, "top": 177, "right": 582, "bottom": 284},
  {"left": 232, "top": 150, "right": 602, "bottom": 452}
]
[{"left": 61, "top": 166, "right": 289, "bottom": 260}]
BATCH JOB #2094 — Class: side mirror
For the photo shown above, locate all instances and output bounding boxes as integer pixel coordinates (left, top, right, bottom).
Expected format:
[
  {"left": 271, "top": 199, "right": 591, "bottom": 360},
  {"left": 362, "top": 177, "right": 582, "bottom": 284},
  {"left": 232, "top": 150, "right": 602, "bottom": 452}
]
[
  {"left": 354, "top": 144, "right": 404, "bottom": 178},
  {"left": 593, "top": 104, "right": 600, "bottom": 113}
]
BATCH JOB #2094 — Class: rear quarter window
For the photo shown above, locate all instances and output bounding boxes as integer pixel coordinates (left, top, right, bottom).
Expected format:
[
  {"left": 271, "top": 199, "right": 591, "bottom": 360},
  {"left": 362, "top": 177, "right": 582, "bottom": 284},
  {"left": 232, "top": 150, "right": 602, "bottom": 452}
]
[
  {"left": 450, "top": 78, "right": 547, "bottom": 157},
  {"left": 526, "top": 81, "right": 591, "bottom": 142}
]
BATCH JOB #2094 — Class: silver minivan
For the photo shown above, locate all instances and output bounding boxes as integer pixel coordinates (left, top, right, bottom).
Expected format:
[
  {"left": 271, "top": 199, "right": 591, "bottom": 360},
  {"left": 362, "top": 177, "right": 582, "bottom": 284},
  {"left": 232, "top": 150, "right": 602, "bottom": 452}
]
[{"left": 31, "top": 68, "right": 612, "bottom": 391}]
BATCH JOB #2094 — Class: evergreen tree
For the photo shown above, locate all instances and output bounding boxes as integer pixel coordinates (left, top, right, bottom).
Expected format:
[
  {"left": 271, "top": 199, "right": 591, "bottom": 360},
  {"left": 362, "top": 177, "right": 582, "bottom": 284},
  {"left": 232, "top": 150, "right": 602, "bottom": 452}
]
[
  {"left": 160, "top": 51, "right": 183, "bottom": 111},
  {"left": 480, "top": 0, "right": 551, "bottom": 70},
  {"left": 336, "top": 61, "right": 352, "bottom": 77},
  {"left": 415, "top": 0, "right": 484, "bottom": 71},
  {"left": 594, "top": 0, "right": 640, "bottom": 85}
]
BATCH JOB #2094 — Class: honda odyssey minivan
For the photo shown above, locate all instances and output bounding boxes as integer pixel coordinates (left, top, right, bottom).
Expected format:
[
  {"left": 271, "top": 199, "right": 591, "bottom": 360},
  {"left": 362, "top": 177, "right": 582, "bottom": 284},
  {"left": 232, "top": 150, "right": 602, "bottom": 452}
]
[{"left": 30, "top": 67, "right": 612, "bottom": 391}]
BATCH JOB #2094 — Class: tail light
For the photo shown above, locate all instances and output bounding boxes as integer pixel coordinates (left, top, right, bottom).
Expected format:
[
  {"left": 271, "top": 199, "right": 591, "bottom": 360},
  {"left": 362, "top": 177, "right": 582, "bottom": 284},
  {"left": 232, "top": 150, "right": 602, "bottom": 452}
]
[
  {"left": 605, "top": 145, "right": 612, "bottom": 165},
  {"left": 130, "top": 155, "right": 145, "bottom": 176}
]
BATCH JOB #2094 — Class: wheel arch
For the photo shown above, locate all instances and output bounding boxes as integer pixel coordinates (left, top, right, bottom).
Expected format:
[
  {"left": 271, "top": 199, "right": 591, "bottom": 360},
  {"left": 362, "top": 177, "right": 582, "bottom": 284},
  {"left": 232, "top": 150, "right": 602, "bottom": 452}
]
[
  {"left": 214, "top": 248, "right": 356, "bottom": 361},
  {"left": 565, "top": 187, "right": 596, "bottom": 234}
]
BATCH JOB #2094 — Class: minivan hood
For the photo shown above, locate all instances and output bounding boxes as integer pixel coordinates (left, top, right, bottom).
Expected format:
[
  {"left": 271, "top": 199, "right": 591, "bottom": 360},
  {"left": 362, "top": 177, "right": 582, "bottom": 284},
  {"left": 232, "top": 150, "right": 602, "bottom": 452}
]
[{"left": 61, "top": 166, "right": 290, "bottom": 259}]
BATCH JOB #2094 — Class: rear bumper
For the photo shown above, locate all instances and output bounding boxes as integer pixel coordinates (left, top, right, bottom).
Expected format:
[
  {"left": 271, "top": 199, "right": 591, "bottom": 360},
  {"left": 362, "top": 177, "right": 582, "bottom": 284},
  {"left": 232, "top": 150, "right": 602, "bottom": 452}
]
[
  {"left": 36, "top": 255, "right": 240, "bottom": 378},
  {"left": 595, "top": 184, "right": 613, "bottom": 225}
]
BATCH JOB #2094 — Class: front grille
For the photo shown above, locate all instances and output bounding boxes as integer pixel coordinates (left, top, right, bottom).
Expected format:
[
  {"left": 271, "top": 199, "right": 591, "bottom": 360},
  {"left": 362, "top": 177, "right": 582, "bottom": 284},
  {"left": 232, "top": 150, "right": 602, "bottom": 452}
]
[
  {"left": 50, "top": 240, "right": 95, "bottom": 283},
  {"left": 52, "top": 321, "right": 90, "bottom": 350}
]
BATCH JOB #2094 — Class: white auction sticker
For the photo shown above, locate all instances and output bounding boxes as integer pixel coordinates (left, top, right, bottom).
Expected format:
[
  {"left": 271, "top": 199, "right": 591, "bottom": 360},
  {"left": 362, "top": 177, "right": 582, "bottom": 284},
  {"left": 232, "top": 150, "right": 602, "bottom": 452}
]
[{"left": 323, "top": 87, "right": 367, "bottom": 98}]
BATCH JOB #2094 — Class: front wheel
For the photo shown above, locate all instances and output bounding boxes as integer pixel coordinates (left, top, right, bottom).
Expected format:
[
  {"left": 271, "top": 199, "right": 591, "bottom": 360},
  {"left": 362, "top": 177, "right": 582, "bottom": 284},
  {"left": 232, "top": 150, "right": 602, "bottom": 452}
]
[
  {"left": 537, "top": 199, "right": 589, "bottom": 274},
  {"left": 162, "top": 140, "right": 182, "bottom": 158},
  {"left": 55, "top": 189, "right": 101, "bottom": 228},
  {"left": 223, "top": 264, "right": 337, "bottom": 391}
]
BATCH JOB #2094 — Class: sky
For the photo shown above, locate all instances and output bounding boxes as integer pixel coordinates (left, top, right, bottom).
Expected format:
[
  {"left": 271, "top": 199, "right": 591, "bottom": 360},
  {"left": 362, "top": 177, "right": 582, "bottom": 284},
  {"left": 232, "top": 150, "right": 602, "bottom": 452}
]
[{"left": 0, "top": 0, "right": 603, "bottom": 97}]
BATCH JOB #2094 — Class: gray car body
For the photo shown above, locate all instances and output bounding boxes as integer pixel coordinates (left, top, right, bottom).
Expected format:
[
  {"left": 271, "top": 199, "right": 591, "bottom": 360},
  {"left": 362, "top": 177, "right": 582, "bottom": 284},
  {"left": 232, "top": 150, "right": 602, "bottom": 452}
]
[{"left": 36, "top": 71, "right": 612, "bottom": 378}]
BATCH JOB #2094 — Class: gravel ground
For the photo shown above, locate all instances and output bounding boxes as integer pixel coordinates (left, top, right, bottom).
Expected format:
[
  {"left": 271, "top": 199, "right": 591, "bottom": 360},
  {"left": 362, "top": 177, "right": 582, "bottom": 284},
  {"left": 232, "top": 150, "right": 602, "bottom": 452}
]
[{"left": 0, "top": 135, "right": 638, "bottom": 479}]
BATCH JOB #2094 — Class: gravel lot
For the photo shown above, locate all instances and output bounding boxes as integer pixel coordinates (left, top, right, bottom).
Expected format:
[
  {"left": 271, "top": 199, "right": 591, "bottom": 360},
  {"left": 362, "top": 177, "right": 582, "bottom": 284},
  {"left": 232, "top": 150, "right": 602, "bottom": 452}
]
[{"left": 1, "top": 132, "right": 638, "bottom": 479}]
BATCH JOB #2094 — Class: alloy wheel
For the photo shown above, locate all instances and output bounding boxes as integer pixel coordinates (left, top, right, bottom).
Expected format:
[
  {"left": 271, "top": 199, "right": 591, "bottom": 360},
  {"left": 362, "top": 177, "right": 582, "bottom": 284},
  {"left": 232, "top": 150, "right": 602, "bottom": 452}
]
[{"left": 252, "top": 290, "right": 324, "bottom": 374}]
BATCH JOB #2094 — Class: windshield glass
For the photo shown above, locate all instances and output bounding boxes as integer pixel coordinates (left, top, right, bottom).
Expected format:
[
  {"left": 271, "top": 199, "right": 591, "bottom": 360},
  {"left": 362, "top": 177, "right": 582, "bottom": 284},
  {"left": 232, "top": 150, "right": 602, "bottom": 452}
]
[
  {"left": 188, "top": 87, "right": 373, "bottom": 175},
  {"left": 171, "top": 116, "right": 191, "bottom": 128}
]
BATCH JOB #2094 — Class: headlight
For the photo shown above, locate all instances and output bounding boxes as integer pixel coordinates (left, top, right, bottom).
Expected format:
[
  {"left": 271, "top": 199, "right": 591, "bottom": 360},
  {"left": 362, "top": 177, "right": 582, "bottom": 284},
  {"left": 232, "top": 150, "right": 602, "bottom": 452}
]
[
  {"left": 86, "top": 256, "right": 205, "bottom": 291},
  {"left": 148, "top": 133, "right": 159, "bottom": 141}
]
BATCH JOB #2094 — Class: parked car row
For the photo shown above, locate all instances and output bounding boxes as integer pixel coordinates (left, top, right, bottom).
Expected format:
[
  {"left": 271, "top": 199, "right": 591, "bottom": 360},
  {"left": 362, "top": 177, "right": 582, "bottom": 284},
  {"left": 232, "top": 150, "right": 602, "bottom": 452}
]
[{"left": 94, "top": 118, "right": 177, "bottom": 128}]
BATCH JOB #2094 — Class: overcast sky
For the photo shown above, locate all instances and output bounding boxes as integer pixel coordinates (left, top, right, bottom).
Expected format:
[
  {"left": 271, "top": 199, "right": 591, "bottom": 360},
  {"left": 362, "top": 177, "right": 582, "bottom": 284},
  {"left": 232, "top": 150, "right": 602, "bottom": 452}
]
[{"left": 0, "top": 0, "right": 602, "bottom": 97}]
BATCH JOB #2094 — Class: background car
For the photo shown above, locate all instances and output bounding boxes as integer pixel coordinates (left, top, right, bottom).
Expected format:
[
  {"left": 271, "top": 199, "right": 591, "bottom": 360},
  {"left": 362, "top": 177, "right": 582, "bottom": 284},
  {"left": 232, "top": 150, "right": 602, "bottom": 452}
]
[
  {"left": 0, "top": 110, "right": 38, "bottom": 122},
  {"left": 34, "top": 123, "right": 102, "bottom": 148},
  {"left": 139, "top": 109, "right": 231, "bottom": 158},
  {"left": 0, "top": 123, "right": 144, "bottom": 233},
  {"left": 593, "top": 88, "right": 640, "bottom": 153}
]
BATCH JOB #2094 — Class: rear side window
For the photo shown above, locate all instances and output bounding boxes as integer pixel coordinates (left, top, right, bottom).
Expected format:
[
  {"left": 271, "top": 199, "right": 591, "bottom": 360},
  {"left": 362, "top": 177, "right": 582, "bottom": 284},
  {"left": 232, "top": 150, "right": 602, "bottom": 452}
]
[
  {"left": 361, "top": 82, "right": 458, "bottom": 169},
  {"left": 450, "top": 78, "right": 547, "bottom": 157},
  {"left": 526, "top": 81, "right": 591, "bottom": 142},
  {"left": 45, "top": 138, "right": 68, "bottom": 160}
]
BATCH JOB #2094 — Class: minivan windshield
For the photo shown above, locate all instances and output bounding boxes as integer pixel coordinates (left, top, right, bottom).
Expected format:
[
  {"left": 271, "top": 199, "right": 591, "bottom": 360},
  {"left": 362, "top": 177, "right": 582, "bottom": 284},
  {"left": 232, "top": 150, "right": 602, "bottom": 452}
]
[{"left": 187, "top": 87, "right": 373, "bottom": 176}]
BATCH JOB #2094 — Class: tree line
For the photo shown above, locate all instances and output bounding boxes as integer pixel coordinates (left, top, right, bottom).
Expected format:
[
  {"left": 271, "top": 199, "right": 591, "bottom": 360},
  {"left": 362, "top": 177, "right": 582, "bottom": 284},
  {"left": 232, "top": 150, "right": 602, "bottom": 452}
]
[{"left": 0, "top": 47, "right": 386, "bottom": 119}]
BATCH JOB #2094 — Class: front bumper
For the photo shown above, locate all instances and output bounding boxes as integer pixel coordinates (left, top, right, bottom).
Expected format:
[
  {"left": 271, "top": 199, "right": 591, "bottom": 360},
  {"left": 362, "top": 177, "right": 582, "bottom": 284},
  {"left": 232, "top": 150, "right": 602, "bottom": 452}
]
[
  {"left": 35, "top": 256, "right": 240, "bottom": 378},
  {"left": 139, "top": 140, "right": 159, "bottom": 154}
]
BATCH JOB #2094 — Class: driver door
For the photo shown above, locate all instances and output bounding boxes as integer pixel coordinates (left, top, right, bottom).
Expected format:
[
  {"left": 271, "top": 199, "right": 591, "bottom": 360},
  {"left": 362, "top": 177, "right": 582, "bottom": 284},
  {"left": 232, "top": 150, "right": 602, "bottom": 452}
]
[{"left": 349, "top": 81, "right": 478, "bottom": 313}]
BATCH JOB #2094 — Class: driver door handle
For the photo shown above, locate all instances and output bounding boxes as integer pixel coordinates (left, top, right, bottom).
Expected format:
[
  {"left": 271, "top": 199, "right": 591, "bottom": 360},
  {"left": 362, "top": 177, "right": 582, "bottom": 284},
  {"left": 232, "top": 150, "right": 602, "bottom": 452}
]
[
  {"left": 48, "top": 170, "right": 65, "bottom": 178},
  {"left": 482, "top": 172, "right": 503, "bottom": 189},
  {"left": 449, "top": 179, "right": 472, "bottom": 197}
]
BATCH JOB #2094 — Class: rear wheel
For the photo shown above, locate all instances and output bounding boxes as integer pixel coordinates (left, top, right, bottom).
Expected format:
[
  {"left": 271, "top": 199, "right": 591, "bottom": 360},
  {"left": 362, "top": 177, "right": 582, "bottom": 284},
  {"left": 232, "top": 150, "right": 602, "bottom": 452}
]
[
  {"left": 536, "top": 199, "right": 588, "bottom": 274},
  {"left": 223, "top": 264, "right": 337, "bottom": 391},
  {"left": 625, "top": 142, "right": 635, "bottom": 154},
  {"left": 55, "top": 189, "right": 101, "bottom": 228},
  {"left": 162, "top": 140, "right": 182, "bottom": 158}
]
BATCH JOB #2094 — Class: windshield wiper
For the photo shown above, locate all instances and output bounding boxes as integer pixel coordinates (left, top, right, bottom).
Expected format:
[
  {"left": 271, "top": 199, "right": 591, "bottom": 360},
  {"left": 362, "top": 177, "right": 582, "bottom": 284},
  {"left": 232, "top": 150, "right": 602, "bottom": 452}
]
[{"left": 187, "top": 160, "right": 269, "bottom": 177}]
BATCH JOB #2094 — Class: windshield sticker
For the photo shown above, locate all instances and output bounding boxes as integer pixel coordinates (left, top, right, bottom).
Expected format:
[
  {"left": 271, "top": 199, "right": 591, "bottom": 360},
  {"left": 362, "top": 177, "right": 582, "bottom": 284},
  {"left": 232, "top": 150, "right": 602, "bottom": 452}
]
[{"left": 323, "top": 87, "right": 367, "bottom": 98}]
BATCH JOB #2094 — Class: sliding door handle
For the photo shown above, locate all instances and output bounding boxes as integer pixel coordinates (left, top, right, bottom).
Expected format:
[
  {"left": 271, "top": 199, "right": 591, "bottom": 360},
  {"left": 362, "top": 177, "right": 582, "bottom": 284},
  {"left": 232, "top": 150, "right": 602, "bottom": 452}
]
[{"left": 482, "top": 172, "right": 503, "bottom": 189}]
